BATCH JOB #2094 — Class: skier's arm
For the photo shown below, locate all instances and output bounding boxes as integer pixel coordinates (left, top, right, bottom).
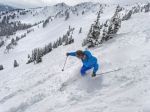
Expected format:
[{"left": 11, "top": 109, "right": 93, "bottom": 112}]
[
  {"left": 84, "top": 51, "right": 92, "bottom": 58},
  {"left": 67, "top": 52, "right": 76, "bottom": 56}
]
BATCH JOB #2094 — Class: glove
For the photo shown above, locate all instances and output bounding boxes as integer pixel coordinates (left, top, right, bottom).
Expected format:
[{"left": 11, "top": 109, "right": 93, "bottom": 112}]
[
  {"left": 66, "top": 53, "right": 69, "bottom": 56},
  {"left": 92, "top": 72, "right": 96, "bottom": 77}
]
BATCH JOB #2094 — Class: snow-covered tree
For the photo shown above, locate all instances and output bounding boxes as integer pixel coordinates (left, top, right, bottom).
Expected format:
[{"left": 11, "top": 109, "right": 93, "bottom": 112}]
[
  {"left": 85, "top": 8, "right": 102, "bottom": 47},
  {"left": 27, "top": 26, "right": 75, "bottom": 64},
  {"left": 79, "top": 27, "right": 82, "bottom": 34},
  {"left": 53, "top": 42, "right": 58, "bottom": 48},
  {"left": 35, "top": 49, "right": 42, "bottom": 63},
  {"left": 69, "top": 25, "right": 71, "bottom": 30},
  {"left": 58, "top": 37, "right": 63, "bottom": 46},
  {"left": 108, "top": 6, "right": 122, "bottom": 35},
  {"left": 132, "top": 5, "right": 141, "bottom": 14},
  {"left": 82, "top": 10, "right": 85, "bottom": 15},
  {"left": 11, "top": 38, "right": 17, "bottom": 45},
  {"left": 64, "top": 36, "right": 69, "bottom": 45},
  {"left": 0, "top": 65, "right": 4, "bottom": 70},
  {"left": 99, "top": 6, "right": 122, "bottom": 44},
  {"left": 21, "top": 33, "right": 26, "bottom": 38},
  {"left": 101, "top": 21, "right": 109, "bottom": 42},
  {"left": 82, "top": 38, "right": 88, "bottom": 46},
  {"left": 16, "top": 36, "right": 20, "bottom": 41},
  {"left": 116, "top": 5, "right": 123, "bottom": 13},
  {"left": 5, "top": 44, "right": 12, "bottom": 52},
  {"left": 27, "top": 55, "right": 33, "bottom": 64},
  {"left": 14, "top": 60, "right": 19, "bottom": 67},
  {"left": 65, "top": 10, "right": 70, "bottom": 20},
  {"left": 62, "top": 34, "right": 68, "bottom": 43},
  {"left": 144, "top": 3, "right": 150, "bottom": 13},
  {"left": 122, "top": 10, "right": 132, "bottom": 21},
  {"left": 43, "top": 18, "right": 49, "bottom": 28},
  {"left": 68, "top": 35, "right": 74, "bottom": 45},
  {"left": 0, "top": 41, "right": 4, "bottom": 47},
  {"left": 44, "top": 42, "right": 53, "bottom": 54},
  {"left": 0, "top": 20, "right": 32, "bottom": 36},
  {"left": 27, "top": 48, "right": 42, "bottom": 64}
]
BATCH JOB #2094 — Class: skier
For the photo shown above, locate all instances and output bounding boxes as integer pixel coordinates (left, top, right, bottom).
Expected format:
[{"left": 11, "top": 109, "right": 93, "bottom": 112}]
[{"left": 66, "top": 50, "right": 99, "bottom": 77}]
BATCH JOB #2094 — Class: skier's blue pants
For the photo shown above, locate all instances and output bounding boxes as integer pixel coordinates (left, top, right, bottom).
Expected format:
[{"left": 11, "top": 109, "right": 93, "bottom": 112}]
[{"left": 80, "top": 64, "right": 99, "bottom": 76}]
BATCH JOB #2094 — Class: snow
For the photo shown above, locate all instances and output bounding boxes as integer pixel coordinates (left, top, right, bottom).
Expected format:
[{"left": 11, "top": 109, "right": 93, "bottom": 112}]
[{"left": 0, "top": 2, "right": 150, "bottom": 112}]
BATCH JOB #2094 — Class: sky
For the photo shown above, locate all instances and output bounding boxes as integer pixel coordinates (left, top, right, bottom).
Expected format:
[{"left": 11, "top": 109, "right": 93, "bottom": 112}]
[{"left": 0, "top": 0, "right": 148, "bottom": 8}]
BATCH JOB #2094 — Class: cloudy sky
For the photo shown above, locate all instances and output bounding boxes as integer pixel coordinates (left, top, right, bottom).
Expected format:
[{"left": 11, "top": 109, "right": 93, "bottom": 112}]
[{"left": 0, "top": 0, "right": 148, "bottom": 8}]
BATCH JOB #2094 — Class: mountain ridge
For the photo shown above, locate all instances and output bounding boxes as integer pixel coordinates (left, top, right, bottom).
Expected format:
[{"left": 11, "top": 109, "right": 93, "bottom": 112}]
[{"left": 0, "top": 3, "right": 15, "bottom": 11}]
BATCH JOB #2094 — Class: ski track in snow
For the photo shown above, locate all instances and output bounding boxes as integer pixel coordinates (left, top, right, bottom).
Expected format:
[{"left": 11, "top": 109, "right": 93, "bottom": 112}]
[{"left": 0, "top": 73, "right": 56, "bottom": 104}]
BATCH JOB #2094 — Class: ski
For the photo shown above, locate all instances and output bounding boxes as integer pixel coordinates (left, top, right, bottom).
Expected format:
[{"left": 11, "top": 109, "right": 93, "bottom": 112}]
[{"left": 96, "top": 68, "right": 121, "bottom": 76}]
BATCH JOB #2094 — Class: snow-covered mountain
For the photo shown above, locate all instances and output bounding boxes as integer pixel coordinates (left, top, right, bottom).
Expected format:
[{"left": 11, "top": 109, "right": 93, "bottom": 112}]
[
  {"left": 0, "top": 1, "right": 150, "bottom": 112},
  {"left": 0, "top": 4, "right": 15, "bottom": 11}
]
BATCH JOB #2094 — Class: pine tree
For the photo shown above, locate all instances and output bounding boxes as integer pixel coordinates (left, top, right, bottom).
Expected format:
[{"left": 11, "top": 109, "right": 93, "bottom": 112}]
[
  {"left": 6, "top": 44, "right": 12, "bottom": 52},
  {"left": 82, "top": 10, "right": 85, "bottom": 15},
  {"left": 69, "top": 25, "right": 71, "bottom": 30},
  {"left": 58, "top": 37, "right": 62, "bottom": 46},
  {"left": 53, "top": 42, "right": 57, "bottom": 48},
  {"left": 101, "top": 24, "right": 108, "bottom": 42},
  {"left": 55, "top": 40, "right": 59, "bottom": 47},
  {"left": 112, "top": 17, "right": 121, "bottom": 34},
  {"left": 144, "top": 3, "right": 150, "bottom": 12},
  {"left": 100, "top": 6, "right": 122, "bottom": 43},
  {"left": 65, "top": 10, "right": 70, "bottom": 20},
  {"left": 14, "top": 60, "right": 19, "bottom": 67},
  {"left": 82, "top": 39, "right": 88, "bottom": 46},
  {"left": 108, "top": 6, "right": 122, "bottom": 36},
  {"left": 132, "top": 5, "right": 141, "bottom": 14},
  {"left": 122, "top": 10, "right": 132, "bottom": 21},
  {"left": 62, "top": 35, "right": 67, "bottom": 43},
  {"left": 85, "top": 9, "right": 102, "bottom": 47},
  {"left": 79, "top": 27, "right": 82, "bottom": 34},
  {"left": 0, "top": 65, "right": 4, "bottom": 70},
  {"left": 64, "top": 36, "right": 69, "bottom": 45},
  {"left": 32, "top": 49, "right": 37, "bottom": 63},
  {"left": 116, "top": 5, "right": 123, "bottom": 13},
  {"left": 47, "top": 43, "right": 52, "bottom": 52},
  {"left": 68, "top": 35, "right": 74, "bottom": 44},
  {"left": 26, "top": 26, "right": 75, "bottom": 64},
  {"left": 43, "top": 45, "right": 47, "bottom": 55},
  {"left": 0, "top": 41, "right": 4, "bottom": 47},
  {"left": 16, "top": 36, "right": 20, "bottom": 41},
  {"left": 27, "top": 54, "right": 32, "bottom": 63},
  {"left": 35, "top": 49, "right": 42, "bottom": 63},
  {"left": 43, "top": 18, "right": 49, "bottom": 28},
  {"left": 11, "top": 38, "right": 17, "bottom": 45},
  {"left": 27, "top": 48, "right": 43, "bottom": 64},
  {"left": 28, "top": 54, "right": 30, "bottom": 58}
]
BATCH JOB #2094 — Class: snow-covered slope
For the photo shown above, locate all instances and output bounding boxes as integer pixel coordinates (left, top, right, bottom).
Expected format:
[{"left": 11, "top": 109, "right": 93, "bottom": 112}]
[
  {"left": 0, "top": 2, "right": 150, "bottom": 112},
  {"left": 0, "top": 2, "right": 108, "bottom": 69}
]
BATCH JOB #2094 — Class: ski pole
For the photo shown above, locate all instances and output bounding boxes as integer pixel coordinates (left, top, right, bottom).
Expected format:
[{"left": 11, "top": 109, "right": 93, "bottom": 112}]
[{"left": 62, "top": 56, "right": 68, "bottom": 71}]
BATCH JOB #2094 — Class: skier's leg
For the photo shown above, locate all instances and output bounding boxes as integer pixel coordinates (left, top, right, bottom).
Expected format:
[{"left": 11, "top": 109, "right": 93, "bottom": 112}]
[
  {"left": 93, "top": 63, "right": 99, "bottom": 74},
  {"left": 80, "top": 66, "right": 91, "bottom": 76}
]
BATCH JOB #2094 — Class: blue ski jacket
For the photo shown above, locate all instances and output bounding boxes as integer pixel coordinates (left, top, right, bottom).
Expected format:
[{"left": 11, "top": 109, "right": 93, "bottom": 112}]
[{"left": 67, "top": 50, "right": 99, "bottom": 73}]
